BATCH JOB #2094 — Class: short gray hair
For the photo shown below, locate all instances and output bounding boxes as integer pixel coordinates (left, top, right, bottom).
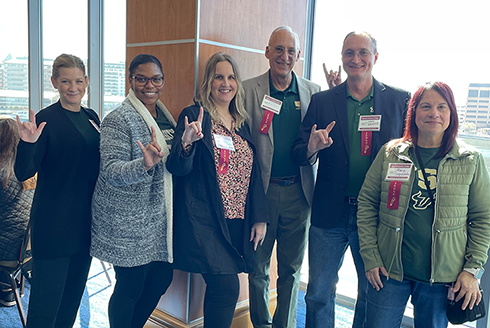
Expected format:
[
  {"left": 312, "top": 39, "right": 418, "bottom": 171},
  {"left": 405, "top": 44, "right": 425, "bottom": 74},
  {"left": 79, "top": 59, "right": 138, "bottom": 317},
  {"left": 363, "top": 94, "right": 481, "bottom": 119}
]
[
  {"left": 268, "top": 26, "right": 300, "bottom": 51},
  {"left": 343, "top": 31, "right": 377, "bottom": 54}
]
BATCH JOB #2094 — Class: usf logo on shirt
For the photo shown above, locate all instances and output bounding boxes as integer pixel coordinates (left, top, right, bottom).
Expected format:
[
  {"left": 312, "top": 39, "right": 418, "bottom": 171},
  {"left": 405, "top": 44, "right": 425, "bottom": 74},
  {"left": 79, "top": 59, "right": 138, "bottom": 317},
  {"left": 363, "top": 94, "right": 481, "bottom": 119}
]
[{"left": 412, "top": 168, "right": 437, "bottom": 210}]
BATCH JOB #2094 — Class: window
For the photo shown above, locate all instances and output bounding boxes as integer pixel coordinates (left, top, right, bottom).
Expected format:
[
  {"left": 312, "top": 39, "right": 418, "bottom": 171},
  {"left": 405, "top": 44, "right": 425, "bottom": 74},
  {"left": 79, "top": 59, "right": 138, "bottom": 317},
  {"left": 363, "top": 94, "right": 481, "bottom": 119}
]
[
  {"left": 103, "top": 0, "right": 127, "bottom": 118},
  {"left": 480, "top": 90, "right": 490, "bottom": 98},
  {"left": 42, "top": 0, "right": 88, "bottom": 109},
  {"left": 1, "top": 1, "right": 126, "bottom": 120},
  {"left": 310, "top": 1, "right": 490, "bottom": 107},
  {"left": 469, "top": 90, "right": 479, "bottom": 98},
  {"left": 0, "top": 1, "right": 29, "bottom": 120}
]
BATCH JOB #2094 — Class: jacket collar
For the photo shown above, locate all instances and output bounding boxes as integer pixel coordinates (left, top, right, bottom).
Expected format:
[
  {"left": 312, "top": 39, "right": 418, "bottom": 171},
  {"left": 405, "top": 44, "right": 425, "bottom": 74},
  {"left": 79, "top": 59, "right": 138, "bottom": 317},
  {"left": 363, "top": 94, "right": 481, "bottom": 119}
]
[{"left": 390, "top": 138, "right": 472, "bottom": 161}]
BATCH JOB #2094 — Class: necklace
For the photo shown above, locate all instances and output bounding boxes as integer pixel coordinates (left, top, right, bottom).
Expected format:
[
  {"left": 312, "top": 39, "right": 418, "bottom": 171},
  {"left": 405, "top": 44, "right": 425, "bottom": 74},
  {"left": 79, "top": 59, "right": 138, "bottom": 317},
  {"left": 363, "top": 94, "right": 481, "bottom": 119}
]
[{"left": 217, "top": 111, "right": 233, "bottom": 131}]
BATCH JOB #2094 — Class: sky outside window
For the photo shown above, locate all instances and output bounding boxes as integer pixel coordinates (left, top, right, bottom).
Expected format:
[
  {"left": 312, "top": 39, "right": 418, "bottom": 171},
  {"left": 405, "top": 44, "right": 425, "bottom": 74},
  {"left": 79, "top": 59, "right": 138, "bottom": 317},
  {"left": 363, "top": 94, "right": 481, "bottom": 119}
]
[{"left": 311, "top": 0, "right": 490, "bottom": 107}]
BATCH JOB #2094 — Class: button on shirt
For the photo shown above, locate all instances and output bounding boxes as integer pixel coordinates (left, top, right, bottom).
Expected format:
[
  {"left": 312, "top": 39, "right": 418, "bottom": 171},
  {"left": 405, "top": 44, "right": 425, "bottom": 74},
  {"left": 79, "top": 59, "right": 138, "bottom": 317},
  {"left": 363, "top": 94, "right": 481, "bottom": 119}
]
[
  {"left": 346, "top": 85, "right": 374, "bottom": 197},
  {"left": 269, "top": 72, "right": 301, "bottom": 178}
]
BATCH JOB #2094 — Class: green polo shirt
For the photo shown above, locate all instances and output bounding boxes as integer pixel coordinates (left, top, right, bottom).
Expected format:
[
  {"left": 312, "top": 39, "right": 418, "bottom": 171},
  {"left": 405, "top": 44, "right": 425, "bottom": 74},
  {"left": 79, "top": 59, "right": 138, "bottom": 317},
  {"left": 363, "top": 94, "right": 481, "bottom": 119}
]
[
  {"left": 270, "top": 72, "right": 301, "bottom": 178},
  {"left": 346, "top": 85, "right": 374, "bottom": 197}
]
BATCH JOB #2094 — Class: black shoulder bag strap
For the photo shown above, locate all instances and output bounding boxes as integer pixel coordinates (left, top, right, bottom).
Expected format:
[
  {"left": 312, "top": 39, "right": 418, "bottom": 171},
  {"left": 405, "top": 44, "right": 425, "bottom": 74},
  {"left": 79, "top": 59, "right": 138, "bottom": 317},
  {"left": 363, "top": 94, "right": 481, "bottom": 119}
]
[{"left": 415, "top": 146, "right": 435, "bottom": 208}]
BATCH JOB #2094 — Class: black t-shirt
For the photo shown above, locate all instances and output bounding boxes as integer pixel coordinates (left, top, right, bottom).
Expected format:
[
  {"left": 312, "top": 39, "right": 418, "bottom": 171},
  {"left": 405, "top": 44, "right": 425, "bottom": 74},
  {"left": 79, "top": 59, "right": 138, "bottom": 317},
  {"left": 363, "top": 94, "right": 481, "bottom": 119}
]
[
  {"left": 154, "top": 107, "right": 175, "bottom": 149},
  {"left": 402, "top": 146, "right": 442, "bottom": 282}
]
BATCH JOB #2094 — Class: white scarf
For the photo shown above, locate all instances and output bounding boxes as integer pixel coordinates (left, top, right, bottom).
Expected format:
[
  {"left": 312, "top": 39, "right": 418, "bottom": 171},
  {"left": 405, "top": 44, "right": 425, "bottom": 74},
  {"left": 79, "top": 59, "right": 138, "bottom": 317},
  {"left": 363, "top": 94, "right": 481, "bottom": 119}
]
[{"left": 127, "top": 88, "right": 176, "bottom": 262}]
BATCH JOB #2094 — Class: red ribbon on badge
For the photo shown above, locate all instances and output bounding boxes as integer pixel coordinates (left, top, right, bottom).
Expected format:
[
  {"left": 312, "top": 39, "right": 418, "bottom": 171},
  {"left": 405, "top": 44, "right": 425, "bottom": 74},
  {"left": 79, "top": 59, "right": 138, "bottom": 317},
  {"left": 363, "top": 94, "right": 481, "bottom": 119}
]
[
  {"left": 387, "top": 180, "right": 402, "bottom": 210},
  {"left": 218, "top": 148, "right": 229, "bottom": 174},
  {"left": 361, "top": 131, "right": 372, "bottom": 156},
  {"left": 259, "top": 110, "right": 274, "bottom": 134}
]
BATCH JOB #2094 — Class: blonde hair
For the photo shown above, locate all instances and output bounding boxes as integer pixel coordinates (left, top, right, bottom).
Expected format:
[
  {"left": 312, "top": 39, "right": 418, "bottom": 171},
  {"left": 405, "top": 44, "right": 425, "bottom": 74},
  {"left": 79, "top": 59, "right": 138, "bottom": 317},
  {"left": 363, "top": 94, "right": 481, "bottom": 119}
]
[
  {"left": 0, "top": 118, "right": 20, "bottom": 188},
  {"left": 52, "top": 54, "right": 86, "bottom": 80},
  {"left": 196, "top": 52, "right": 248, "bottom": 129}
]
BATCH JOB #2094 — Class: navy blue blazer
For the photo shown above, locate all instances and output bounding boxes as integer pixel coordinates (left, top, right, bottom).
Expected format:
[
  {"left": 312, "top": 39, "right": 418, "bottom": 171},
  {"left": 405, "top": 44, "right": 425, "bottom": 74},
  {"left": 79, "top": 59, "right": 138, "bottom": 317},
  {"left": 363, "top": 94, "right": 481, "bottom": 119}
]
[{"left": 291, "top": 79, "right": 410, "bottom": 229}]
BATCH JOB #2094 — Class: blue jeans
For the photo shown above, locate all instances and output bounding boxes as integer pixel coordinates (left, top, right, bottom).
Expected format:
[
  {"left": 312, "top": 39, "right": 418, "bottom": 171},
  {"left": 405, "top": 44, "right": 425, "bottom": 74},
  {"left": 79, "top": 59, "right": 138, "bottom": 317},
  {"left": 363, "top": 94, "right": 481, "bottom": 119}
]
[
  {"left": 366, "top": 276, "right": 449, "bottom": 328},
  {"left": 305, "top": 200, "right": 367, "bottom": 328}
]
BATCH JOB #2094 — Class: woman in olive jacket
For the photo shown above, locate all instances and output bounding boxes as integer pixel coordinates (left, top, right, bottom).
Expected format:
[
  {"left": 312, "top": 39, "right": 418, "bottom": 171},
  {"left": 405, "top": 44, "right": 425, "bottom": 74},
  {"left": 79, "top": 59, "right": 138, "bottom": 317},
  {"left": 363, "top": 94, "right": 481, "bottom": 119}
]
[{"left": 357, "top": 82, "right": 490, "bottom": 328}]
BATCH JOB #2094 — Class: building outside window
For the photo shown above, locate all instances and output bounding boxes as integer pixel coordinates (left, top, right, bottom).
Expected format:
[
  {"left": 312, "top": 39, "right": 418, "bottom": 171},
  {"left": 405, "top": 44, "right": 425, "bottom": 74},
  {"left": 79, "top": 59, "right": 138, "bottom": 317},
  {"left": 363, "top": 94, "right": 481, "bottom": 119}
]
[{"left": 0, "top": 0, "right": 126, "bottom": 121}]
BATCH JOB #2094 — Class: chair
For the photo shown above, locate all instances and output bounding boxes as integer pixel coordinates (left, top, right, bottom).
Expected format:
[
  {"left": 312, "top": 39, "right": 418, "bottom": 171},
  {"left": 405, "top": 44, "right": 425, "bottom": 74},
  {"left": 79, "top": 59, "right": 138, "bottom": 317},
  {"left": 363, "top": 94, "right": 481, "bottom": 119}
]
[
  {"left": 0, "top": 220, "right": 31, "bottom": 328},
  {"left": 99, "top": 260, "right": 113, "bottom": 286}
]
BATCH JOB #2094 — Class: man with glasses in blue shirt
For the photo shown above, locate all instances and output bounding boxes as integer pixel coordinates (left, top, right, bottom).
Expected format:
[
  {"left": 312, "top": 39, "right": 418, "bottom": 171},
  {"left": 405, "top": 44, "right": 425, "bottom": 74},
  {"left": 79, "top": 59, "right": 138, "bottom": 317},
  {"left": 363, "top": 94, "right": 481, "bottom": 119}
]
[
  {"left": 243, "top": 26, "right": 320, "bottom": 328},
  {"left": 291, "top": 31, "right": 410, "bottom": 328}
]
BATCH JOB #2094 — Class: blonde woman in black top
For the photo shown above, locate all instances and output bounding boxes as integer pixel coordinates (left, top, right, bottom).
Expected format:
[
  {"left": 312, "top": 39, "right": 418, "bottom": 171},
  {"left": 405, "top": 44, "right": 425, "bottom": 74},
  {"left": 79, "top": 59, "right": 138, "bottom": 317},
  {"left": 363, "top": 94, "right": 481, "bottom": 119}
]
[{"left": 15, "top": 54, "right": 100, "bottom": 328}]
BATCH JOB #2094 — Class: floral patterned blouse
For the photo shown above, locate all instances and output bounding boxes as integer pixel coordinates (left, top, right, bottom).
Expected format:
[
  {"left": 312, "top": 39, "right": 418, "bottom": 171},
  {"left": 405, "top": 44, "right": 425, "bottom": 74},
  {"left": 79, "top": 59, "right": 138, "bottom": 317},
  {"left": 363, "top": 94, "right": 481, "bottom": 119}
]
[{"left": 211, "top": 118, "right": 253, "bottom": 219}]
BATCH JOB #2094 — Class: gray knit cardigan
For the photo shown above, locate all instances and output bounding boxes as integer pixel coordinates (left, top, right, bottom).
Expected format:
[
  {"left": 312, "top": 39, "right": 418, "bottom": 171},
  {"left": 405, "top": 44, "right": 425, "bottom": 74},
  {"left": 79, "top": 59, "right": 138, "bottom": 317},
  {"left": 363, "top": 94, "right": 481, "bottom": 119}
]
[{"left": 90, "top": 98, "right": 175, "bottom": 267}]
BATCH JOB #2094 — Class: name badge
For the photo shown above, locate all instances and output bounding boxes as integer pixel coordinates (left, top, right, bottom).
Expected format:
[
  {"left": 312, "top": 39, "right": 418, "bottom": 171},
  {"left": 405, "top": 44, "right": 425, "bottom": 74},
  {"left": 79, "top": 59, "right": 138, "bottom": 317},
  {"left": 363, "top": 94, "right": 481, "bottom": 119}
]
[
  {"left": 358, "top": 115, "right": 382, "bottom": 131},
  {"left": 213, "top": 134, "right": 235, "bottom": 151},
  {"left": 261, "top": 95, "right": 282, "bottom": 115},
  {"left": 89, "top": 119, "right": 100, "bottom": 133},
  {"left": 385, "top": 163, "right": 413, "bottom": 181}
]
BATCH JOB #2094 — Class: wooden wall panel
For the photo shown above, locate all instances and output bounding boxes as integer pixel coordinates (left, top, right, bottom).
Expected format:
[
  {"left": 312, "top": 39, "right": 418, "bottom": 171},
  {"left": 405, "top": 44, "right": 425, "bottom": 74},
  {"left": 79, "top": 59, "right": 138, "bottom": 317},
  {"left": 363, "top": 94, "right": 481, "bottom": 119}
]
[
  {"left": 127, "top": 1, "right": 310, "bottom": 327},
  {"left": 198, "top": 44, "right": 305, "bottom": 87},
  {"left": 126, "top": 43, "right": 195, "bottom": 120},
  {"left": 197, "top": 44, "right": 269, "bottom": 87},
  {"left": 127, "top": 0, "right": 196, "bottom": 44},
  {"left": 200, "top": 0, "right": 308, "bottom": 51},
  {"left": 155, "top": 270, "right": 191, "bottom": 322}
]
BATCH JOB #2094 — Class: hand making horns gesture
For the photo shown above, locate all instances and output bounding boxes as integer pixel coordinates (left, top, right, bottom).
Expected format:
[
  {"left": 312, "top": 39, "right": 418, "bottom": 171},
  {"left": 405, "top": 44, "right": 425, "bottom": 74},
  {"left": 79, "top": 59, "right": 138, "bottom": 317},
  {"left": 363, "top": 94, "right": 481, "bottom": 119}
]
[
  {"left": 137, "top": 126, "right": 164, "bottom": 171},
  {"left": 16, "top": 109, "right": 47, "bottom": 144},
  {"left": 323, "top": 64, "right": 342, "bottom": 89},
  {"left": 307, "top": 121, "right": 336, "bottom": 158},
  {"left": 182, "top": 106, "right": 204, "bottom": 146}
]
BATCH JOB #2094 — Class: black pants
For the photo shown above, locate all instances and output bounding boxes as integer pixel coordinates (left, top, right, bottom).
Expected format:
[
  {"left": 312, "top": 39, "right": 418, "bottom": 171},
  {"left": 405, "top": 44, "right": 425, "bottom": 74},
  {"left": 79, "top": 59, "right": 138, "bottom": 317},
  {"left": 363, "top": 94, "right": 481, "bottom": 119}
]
[
  {"left": 202, "top": 273, "right": 240, "bottom": 328},
  {"left": 108, "top": 261, "right": 173, "bottom": 328},
  {"left": 26, "top": 251, "right": 92, "bottom": 328}
]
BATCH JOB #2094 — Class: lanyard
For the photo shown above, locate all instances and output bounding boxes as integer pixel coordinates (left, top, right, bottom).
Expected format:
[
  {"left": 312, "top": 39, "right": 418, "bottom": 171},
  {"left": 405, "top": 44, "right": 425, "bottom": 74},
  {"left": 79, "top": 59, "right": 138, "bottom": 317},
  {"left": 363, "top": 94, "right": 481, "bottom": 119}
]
[{"left": 415, "top": 147, "right": 435, "bottom": 208}]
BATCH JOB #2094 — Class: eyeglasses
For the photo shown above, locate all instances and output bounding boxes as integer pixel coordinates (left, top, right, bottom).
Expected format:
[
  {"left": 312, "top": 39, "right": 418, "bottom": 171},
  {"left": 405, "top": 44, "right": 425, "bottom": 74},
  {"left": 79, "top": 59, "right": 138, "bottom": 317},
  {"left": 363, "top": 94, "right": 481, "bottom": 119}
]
[
  {"left": 273, "top": 46, "right": 297, "bottom": 57},
  {"left": 341, "top": 49, "right": 372, "bottom": 58},
  {"left": 131, "top": 75, "right": 164, "bottom": 86}
]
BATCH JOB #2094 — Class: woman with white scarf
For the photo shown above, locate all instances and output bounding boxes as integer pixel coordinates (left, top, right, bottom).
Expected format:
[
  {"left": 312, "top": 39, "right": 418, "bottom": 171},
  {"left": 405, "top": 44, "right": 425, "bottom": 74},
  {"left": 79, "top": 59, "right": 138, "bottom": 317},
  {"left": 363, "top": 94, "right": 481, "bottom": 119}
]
[{"left": 91, "top": 54, "right": 176, "bottom": 328}]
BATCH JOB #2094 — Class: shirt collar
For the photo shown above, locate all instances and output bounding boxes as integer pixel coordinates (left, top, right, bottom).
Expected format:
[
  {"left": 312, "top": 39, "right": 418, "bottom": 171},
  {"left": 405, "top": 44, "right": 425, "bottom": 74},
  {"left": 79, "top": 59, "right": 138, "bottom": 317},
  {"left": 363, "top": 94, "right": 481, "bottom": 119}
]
[
  {"left": 346, "top": 83, "right": 374, "bottom": 102},
  {"left": 269, "top": 71, "right": 298, "bottom": 96}
]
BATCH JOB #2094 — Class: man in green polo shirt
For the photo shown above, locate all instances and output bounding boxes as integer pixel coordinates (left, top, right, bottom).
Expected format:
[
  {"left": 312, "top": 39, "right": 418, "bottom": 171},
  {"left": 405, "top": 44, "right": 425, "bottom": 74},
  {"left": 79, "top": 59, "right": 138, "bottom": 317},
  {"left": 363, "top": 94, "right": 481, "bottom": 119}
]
[
  {"left": 291, "top": 31, "right": 411, "bottom": 327},
  {"left": 243, "top": 26, "right": 320, "bottom": 328}
]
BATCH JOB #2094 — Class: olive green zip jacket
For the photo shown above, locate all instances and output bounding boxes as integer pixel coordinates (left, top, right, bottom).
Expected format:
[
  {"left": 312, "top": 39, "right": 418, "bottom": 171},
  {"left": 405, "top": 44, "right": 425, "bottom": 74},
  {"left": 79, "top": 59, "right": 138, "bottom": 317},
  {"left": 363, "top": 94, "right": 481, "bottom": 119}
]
[{"left": 358, "top": 139, "right": 490, "bottom": 283}]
